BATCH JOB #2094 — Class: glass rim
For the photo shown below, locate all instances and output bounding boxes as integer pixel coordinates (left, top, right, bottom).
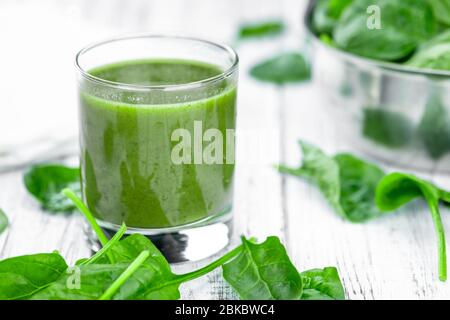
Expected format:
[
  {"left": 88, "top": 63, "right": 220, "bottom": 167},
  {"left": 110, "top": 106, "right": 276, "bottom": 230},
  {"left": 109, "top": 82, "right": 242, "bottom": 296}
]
[{"left": 75, "top": 33, "right": 239, "bottom": 92}]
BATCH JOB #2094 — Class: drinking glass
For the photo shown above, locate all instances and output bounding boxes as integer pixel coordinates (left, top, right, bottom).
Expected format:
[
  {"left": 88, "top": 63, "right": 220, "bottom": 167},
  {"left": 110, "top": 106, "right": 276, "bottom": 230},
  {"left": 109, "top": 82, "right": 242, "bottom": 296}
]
[{"left": 76, "top": 35, "right": 238, "bottom": 262}]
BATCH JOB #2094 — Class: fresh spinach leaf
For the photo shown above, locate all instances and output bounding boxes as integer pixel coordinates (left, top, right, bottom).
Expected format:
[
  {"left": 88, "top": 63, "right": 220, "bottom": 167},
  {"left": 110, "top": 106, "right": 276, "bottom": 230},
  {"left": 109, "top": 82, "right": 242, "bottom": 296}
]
[
  {"left": 24, "top": 164, "right": 80, "bottom": 212},
  {"left": 0, "top": 209, "right": 8, "bottom": 234},
  {"left": 319, "top": 33, "right": 337, "bottom": 47},
  {"left": 278, "top": 141, "right": 385, "bottom": 222},
  {"left": 418, "top": 94, "right": 450, "bottom": 159},
  {"left": 30, "top": 261, "right": 145, "bottom": 300},
  {"left": 31, "top": 234, "right": 243, "bottom": 300},
  {"left": 362, "top": 108, "right": 414, "bottom": 148},
  {"left": 375, "top": 173, "right": 448, "bottom": 281},
  {"left": 60, "top": 189, "right": 182, "bottom": 299},
  {"left": 31, "top": 249, "right": 175, "bottom": 300},
  {"left": 250, "top": 52, "right": 310, "bottom": 84},
  {"left": 333, "top": 0, "right": 437, "bottom": 61},
  {"left": 2, "top": 187, "right": 345, "bottom": 300},
  {"left": 300, "top": 267, "right": 345, "bottom": 300},
  {"left": 312, "top": 0, "right": 353, "bottom": 35},
  {"left": 0, "top": 252, "right": 68, "bottom": 299},
  {"left": 44, "top": 189, "right": 243, "bottom": 300},
  {"left": 328, "top": 0, "right": 353, "bottom": 18},
  {"left": 407, "top": 30, "right": 450, "bottom": 70},
  {"left": 222, "top": 236, "right": 303, "bottom": 300},
  {"left": 312, "top": 0, "right": 338, "bottom": 35},
  {"left": 334, "top": 153, "right": 385, "bottom": 222},
  {"left": 30, "top": 240, "right": 242, "bottom": 300},
  {"left": 429, "top": 0, "right": 450, "bottom": 27},
  {"left": 238, "top": 20, "right": 284, "bottom": 39},
  {"left": 79, "top": 223, "right": 127, "bottom": 266},
  {"left": 99, "top": 250, "right": 151, "bottom": 300}
]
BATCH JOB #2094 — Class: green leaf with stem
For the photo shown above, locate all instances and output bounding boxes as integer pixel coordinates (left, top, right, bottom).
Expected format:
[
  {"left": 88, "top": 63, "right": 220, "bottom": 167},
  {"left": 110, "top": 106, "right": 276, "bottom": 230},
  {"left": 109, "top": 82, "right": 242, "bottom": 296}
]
[
  {"left": 99, "top": 250, "right": 150, "bottom": 300},
  {"left": 237, "top": 20, "right": 284, "bottom": 39},
  {"left": 278, "top": 141, "right": 385, "bottom": 222},
  {"left": 80, "top": 223, "right": 127, "bottom": 266},
  {"left": 24, "top": 164, "right": 80, "bottom": 212},
  {"left": 376, "top": 173, "right": 447, "bottom": 281},
  {"left": 62, "top": 188, "right": 108, "bottom": 246},
  {"left": 0, "top": 253, "right": 68, "bottom": 299},
  {"left": 250, "top": 53, "right": 310, "bottom": 85},
  {"left": 300, "top": 267, "right": 345, "bottom": 300}
]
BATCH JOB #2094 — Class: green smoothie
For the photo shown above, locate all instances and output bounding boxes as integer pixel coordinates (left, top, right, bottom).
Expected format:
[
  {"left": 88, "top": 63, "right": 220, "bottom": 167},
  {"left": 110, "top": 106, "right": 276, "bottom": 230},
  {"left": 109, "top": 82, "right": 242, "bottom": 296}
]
[{"left": 79, "top": 59, "right": 237, "bottom": 229}]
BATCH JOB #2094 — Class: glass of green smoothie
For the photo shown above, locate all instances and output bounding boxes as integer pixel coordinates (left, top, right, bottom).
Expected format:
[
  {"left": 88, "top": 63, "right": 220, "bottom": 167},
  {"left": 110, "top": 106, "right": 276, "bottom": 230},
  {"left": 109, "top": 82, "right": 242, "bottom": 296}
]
[{"left": 75, "top": 35, "right": 238, "bottom": 262}]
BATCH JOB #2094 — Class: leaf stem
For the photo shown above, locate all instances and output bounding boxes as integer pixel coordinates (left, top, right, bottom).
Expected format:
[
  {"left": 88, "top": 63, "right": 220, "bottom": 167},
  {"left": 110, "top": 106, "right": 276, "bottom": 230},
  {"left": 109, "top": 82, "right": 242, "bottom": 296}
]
[
  {"left": 276, "top": 164, "right": 300, "bottom": 176},
  {"left": 424, "top": 190, "right": 447, "bottom": 281},
  {"left": 174, "top": 245, "right": 243, "bottom": 283},
  {"left": 81, "top": 223, "right": 127, "bottom": 266},
  {"left": 99, "top": 250, "right": 150, "bottom": 300},
  {"left": 62, "top": 188, "right": 109, "bottom": 246},
  {"left": 439, "top": 189, "right": 450, "bottom": 204},
  {"left": 139, "top": 245, "right": 243, "bottom": 297}
]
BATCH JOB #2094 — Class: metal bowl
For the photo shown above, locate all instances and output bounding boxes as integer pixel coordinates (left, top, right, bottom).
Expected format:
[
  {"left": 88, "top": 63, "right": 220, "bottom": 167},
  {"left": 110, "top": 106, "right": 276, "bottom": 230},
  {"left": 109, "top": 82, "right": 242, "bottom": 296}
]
[{"left": 305, "top": 0, "right": 450, "bottom": 172}]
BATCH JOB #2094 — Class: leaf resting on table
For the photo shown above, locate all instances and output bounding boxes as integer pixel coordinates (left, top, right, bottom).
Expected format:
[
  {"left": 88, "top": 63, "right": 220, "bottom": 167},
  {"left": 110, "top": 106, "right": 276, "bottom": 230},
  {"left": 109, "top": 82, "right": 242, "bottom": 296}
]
[
  {"left": 250, "top": 53, "right": 310, "bottom": 84},
  {"left": 23, "top": 164, "right": 80, "bottom": 212}
]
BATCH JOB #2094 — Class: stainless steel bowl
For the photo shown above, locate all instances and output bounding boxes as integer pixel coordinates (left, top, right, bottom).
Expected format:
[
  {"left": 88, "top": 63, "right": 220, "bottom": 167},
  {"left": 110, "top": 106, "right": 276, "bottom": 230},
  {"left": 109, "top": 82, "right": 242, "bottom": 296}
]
[{"left": 305, "top": 0, "right": 450, "bottom": 172}]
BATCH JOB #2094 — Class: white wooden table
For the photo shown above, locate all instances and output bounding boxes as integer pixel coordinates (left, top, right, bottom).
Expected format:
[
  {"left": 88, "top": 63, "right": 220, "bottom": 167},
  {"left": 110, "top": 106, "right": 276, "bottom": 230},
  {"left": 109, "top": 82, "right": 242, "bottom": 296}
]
[{"left": 1, "top": 0, "right": 450, "bottom": 300}]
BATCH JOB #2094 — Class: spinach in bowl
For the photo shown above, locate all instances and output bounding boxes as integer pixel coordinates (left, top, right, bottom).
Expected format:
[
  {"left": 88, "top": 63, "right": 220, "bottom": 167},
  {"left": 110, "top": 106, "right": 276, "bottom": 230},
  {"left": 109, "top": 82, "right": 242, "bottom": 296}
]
[{"left": 312, "top": 0, "right": 450, "bottom": 71}]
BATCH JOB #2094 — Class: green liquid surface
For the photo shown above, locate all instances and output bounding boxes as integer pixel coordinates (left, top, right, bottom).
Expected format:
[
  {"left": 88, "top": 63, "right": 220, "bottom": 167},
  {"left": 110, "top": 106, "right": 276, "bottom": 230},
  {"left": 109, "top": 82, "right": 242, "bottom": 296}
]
[{"left": 80, "top": 59, "right": 237, "bottom": 228}]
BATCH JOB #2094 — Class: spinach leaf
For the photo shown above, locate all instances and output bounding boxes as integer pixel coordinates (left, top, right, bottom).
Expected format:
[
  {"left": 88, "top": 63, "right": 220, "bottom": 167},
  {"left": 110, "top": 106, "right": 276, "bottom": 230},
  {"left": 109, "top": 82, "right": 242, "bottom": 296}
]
[
  {"left": 362, "top": 108, "right": 414, "bottom": 148},
  {"left": 0, "top": 252, "right": 68, "bottom": 299},
  {"left": 79, "top": 223, "right": 127, "bottom": 266},
  {"left": 0, "top": 208, "right": 8, "bottom": 234},
  {"left": 300, "top": 267, "right": 345, "bottom": 300},
  {"left": 407, "top": 30, "right": 450, "bottom": 70},
  {"left": 238, "top": 20, "right": 284, "bottom": 39},
  {"left": 418, "top": 94, "right": 450, "bottom": 159},
  {"left": 335, "top": 153, "right": 385, "bottom": 222},
  {"left": 31, "top": 249, "right": 179, "bottom": 300},
  {"left": 222, "top": 236, "right": 303, "bottom": 300},
  {"left": 429, "top": 0, "right": 450, "bottom": 27},
  {"left": 375, "top": 173, "right": 448, "bottom": 281},
  {"left": 333, "top": 0, "right": 437, "bottom": 61},
  {"left": 24, "top": 164, "right": 80, "bottom": 212},
  {"left": 319, "top": 33, "right": 337, "bottom": 47},
  {"left": 312, "top": 0, "right": 338, "bottom": 35},
  {"left": 32, "top": 234, "right": 243, "bottom": 300},
  {"left": 44, "top": 189, "right": 243, "bottom": 300},
  {"left": 250, "top": 53, "right": 310, "bottom": 84},
  {"left": 278, "top": 141, "right": 385, "bottom": 222},
  {"left": 328, "top": 0, "right": 353, "bottom": 18},
  {"left": 60, "top": 189, "right": 182, "bottom": 299},
  {"left": 30, "top": 261, "right": 146, "bottom": 300},
  {"left": 99, "top": 250, "right": 150, "bottom": 300},
  {"left": 312, "top": 0, "right": 352, "bottom": 35},
  {"left": 3, "top": 187, "right": 345, "bottom": 300}
]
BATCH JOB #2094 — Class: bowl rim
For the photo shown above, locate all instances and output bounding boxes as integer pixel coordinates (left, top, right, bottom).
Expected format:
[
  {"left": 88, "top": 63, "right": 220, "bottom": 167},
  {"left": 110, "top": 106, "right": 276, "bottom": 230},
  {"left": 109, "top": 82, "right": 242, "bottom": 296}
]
[{"left": 304, "top": 0, "right": 450, "bottom": 79}]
